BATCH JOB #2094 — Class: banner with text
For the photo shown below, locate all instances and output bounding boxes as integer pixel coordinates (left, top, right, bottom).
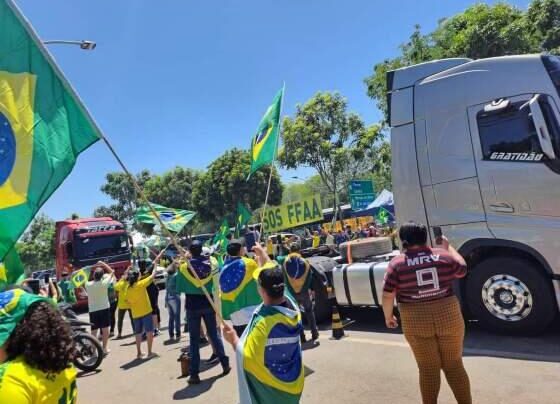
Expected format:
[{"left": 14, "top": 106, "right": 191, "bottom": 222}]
[{"left": 263, "top": 195, "right": 323, "bottom": 233}]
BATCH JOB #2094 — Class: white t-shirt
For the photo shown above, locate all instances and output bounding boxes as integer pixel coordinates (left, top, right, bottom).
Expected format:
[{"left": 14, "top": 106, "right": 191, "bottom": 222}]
[{"left": 85, "top": 274, "right": 114, "bottom": 313}]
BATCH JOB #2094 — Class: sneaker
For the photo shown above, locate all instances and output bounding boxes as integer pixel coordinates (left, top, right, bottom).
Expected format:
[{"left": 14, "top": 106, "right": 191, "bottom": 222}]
[
  {"left": 188, "top": 374, "right": 201, "bottom": 385},
  {"left": 199, "top": 337, "right": 209, "bottom": 346},
  {"left": 222, "top": 365, "right": 232, "bottom": 376},
  {"left": 311, "top": 332, "right": 320, "bottom": 341},
  {"left": 109, "top": 331, "right": 115, "bottom": 337},
  {"left": 154, "top": 329, "right": 161, "bottom": 337},
  {"left": 205, "top": 353, "right": 219, "bottom": 364}
]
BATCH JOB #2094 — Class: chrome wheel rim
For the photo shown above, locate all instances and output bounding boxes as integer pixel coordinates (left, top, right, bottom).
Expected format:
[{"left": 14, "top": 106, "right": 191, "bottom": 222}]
[{"left": 481, "top": 274, "right": 532, "bottom": 321}]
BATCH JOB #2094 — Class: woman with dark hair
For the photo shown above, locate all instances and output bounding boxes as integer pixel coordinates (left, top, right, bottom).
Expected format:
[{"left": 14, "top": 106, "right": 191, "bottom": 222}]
[
  {"left": 126, "top": 267, "right": 157, "bottom": 359},
  {"left": 0, "top": 289, "right": 77, "bottom": 403},
  {"left": 382, "top": 221, "right": 472, "bottom": 404}
]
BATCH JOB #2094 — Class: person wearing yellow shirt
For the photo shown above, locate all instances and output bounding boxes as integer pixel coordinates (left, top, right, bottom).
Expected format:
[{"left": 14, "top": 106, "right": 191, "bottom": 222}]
[
  {"left": 114, "top": 270, "right": 133, "bottom": 339},
  {"left": 0, "top": 289, "right": 77, "bottom": 404},
  {"left": 125, "top": 269, "right": 157, "bottom": 359},
  {"left": 312, "top": 230, "right": 321, "bottom": 248}
]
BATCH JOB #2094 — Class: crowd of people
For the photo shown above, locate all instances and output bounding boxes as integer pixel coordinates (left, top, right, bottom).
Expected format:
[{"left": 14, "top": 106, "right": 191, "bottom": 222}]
[{"left": 0, "top": 220, "right": 471, "bottom": 404}]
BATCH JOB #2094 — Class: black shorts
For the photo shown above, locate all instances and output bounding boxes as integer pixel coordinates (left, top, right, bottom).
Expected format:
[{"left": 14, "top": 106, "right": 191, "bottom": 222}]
[{"left": 89, "top": 308, "right": 111, "bottom": 330}]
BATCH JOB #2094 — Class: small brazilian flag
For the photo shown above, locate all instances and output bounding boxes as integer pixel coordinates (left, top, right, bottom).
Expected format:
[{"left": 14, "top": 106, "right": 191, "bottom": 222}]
[
  {"left": 235, "top": 202, "right": 252, "bottom": 237},
  {"left": 135, "top": 202, "right": 196, "bottom": 233},
  {"left": 0, "top": 1, "right": 101, "bottom": 261},
  {"left": 70, "top": 267, "right": 91, "bottom": 289},
  {"left": 212, "top": 218, "right": 230, "bottom": 253},
  {"left": 248, "top": 88, "right": 284, "bottom": 178}
]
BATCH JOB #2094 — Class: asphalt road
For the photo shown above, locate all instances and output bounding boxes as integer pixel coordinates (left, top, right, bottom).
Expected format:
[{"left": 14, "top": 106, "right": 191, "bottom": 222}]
[{"left": 77, "top": 295, "right": 560, "bottom": 404}]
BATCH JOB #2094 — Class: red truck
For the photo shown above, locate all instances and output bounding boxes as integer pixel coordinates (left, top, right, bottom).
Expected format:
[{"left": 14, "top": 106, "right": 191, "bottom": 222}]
[{"left": 55, "top": 217, "right": 132, "bottom": 307}]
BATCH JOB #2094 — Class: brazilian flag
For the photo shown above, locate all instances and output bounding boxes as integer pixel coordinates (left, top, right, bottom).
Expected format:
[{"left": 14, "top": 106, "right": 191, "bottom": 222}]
[
  {"left": 135, "top": 202, "right": 196, "bottom": 233},
  {"left": 235, "top": 201, "right": 252, "bottom": 237},
  {"left": 237, "top": 295, "right": 304, "bottom": 404},
  {"left": 248, "top": 88, "right": 283, "bottom": 178},
  {"left": 283, "top": 252, "right": 312, "bottom": 295},
  {"left": 212, "top": 218, "right": 230, "bottom": 253},
  {"left": 219, "top": 257, "right": 261, "bottom": 320},
  {"left": 0, "top": 1, "right": 101, "bottom": 261},
  {"left": 70, "top": 267, "right": 91, "bottom": 289},
  {"left": 176, "top": 257, "right": 214, "bottom": 295},
  {"left": 0, "top": 247, "right": 24, "bottom": 291}
]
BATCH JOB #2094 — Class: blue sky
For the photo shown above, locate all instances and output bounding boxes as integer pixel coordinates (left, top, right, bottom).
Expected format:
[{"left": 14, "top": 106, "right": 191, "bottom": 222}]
[{"left": 15, "top": 0, "right": 527, "bottom": 220}]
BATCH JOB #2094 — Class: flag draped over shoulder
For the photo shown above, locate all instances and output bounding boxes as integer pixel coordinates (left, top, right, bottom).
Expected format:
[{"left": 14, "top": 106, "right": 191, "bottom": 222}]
[
  {"left": 0, "top": 1, "right": 101, "bottom": 261},
  {"left": 219, "top": 257, "right": 261, "bottom": 320},
  {"left": 235, "top": 202, "right": 252, "bottom": 237},
  {"left": 70, "top": 267, "right": 91, "bottom": 289},
  {"left": 176, "top": 257, "right": 214, "bottom": 295},
  {"left": 248, "top": 88, "right": 283, "bottom": 177},
  {"left": 236, "top": 295, "right": 304, "bottom": 404},
  {"left": 135, "top": 203, "right": 196, "bottom": 233},
  {"left": 0, "top": 247, "right": 24, "bottom": 290},
  {"left": 283, "top": 253, "right": 312, "bottom": 295}
]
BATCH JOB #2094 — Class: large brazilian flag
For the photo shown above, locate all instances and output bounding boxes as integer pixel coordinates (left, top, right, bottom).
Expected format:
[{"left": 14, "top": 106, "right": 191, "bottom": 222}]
[
  {"left": 0, "top": 1, "right": 101, "bottom": 261},
  {"left": 219, "top": 256, "right": 261, "bottom": 320},
  {"left": 248, "top": 88, "right": 283, "bottom": 178},
  {"left": 236, "top": 295, "right": 304, "bottom": 404}
]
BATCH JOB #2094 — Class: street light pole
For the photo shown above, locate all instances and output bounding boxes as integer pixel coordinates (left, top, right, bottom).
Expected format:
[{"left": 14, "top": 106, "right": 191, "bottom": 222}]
[{"left": 43, "top": 40, "right": 96, "bottom": 50}]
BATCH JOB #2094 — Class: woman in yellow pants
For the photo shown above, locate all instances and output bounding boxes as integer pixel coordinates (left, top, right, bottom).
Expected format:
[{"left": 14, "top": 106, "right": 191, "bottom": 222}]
[{"left": 382, "top": 221, "right": 472, "bottom": 404}]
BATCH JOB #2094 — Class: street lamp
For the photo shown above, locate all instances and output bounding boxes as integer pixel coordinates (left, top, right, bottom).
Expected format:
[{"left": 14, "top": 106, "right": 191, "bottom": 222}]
[{"left": 43, "top": 40, "right": 96, "bottom": 50}]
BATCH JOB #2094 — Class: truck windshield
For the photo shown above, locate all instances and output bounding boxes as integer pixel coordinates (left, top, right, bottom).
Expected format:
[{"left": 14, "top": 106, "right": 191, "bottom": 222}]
[
  {"left": 75, "top": 234, "right": 129, "bottom": 259},
  {"left": 543, "top": 55, "right": 560, "bottom": 98}
]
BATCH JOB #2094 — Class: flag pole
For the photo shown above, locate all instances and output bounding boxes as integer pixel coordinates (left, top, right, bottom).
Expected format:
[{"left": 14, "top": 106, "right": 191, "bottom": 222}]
[
  {"left": 96, "top": 128, "right": 227, "bottom": 325},
  {"left": 259, "top": 83, "right": 285, "bottom": 242}
]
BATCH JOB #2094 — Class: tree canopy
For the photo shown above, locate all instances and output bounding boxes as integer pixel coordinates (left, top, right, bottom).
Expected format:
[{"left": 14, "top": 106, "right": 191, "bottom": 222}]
[
  {"left": 365, "top": 0, "right": 560, "bottom": 121},
  {"left": 16, "top": 214, "right": 56, "bottom": 272},
  {"left": 192, "top": 148, "right": 282, "bottom": 223}
]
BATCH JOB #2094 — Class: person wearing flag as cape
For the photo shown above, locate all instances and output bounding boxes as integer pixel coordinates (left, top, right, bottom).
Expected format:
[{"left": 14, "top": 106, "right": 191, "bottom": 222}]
[
  {"left": 223, "top": 243, "right": 304, "bottom": 404},
  {"left": 283, "top": 244, "right": 319, "bottom": 343},
  {"left": 180, "top": 241, "right": 230, "bottom": 385},
  {"left": 0, "top": 289, "right": 77, "bottom": 403},
  {"left": 219, "top": 239, "right": 262, "bottom": 337}
]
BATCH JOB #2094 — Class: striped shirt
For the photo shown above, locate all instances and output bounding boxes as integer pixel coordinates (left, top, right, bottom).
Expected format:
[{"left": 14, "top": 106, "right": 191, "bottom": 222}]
[{"left": 383, "top": 247, "right": 467, "bottom": 303}]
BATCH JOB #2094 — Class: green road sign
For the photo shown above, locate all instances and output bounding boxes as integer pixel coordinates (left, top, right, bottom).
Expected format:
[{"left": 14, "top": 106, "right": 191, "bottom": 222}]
[{"left": 348, "top": 180, "right": 375, "bottom": 210}]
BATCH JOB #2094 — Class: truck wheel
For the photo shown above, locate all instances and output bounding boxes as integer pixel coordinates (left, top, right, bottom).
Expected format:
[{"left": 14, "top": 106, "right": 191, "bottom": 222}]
[
  {"left": 312, "top": 274, "right": 331, "bottom": 324},
  {"left": 466, "top": 256, "right": 556, "bottom": 335}
]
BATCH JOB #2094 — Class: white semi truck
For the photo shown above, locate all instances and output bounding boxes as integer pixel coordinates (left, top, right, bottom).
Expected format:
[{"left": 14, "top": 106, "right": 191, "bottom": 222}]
[{"left": 311, "top": 54, "right": 560, "bottom": 334}]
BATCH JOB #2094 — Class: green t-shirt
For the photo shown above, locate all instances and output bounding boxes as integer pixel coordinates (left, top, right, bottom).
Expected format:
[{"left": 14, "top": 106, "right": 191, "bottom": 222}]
[{"left": 58, "top": 280, "right": 76, "bottom": 304}]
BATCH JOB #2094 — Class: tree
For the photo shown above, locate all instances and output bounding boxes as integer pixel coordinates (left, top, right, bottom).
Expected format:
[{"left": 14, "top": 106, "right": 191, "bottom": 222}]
[
  {"left": 192, "top": 148, "right": 283, "bottom": 223},
  {"left": 144, "top": 166, "right": 201, "bottom": 209},
  {"left": 353, "top": 124, "right": 392, "bottom": 191},
  {"left": 16, "top": 214, "right": 56, "bottom": 272},
  {"left": 365, "top": 1, "right": 560, "bottom": 121},
  {"left": 279, "top": 92, "right": 365, "bottom": 218},
  {"left": 93, "top": 170, "right": 153, "bottom": 224}
]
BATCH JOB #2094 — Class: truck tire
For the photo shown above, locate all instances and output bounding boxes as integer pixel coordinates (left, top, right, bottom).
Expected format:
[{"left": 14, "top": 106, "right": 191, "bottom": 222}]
[
  {"left": 312, "top": 273, "right": 331, "bottom": 324},
  {"left": 465, "top": 256, "right": 556, "bottom": 335},
  {"left": 340, "top": 237, "right": 393, "bottom": 262}
]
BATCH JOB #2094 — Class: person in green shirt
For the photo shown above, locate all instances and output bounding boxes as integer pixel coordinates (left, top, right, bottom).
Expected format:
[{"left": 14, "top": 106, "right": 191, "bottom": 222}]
[{"left": 58, "top": 271, "right": 77, "bottom": 305}]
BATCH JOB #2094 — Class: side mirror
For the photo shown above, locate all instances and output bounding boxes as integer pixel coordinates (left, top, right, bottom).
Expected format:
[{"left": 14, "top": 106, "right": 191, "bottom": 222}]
[{"left": 529, "top": 94, "right": 557, "bottom": 160}]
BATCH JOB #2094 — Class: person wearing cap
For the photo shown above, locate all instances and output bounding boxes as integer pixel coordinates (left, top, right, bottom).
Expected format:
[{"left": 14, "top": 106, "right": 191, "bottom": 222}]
[
  {"left": 0, "top": 289, "right": 77, "bottom": 403},
  {"left": 283, "top": 244, "right": 319, "bottom": 342},
  {"left": 181, "top": 240, "right": 230, "bottom": 385},
  {"left": 84, "top": 261, "right": 115, "bottom": 355},
  {"left": 223, "top": 243, "right": 304, "bottom": 404},
  {"left": 219, "top": 239, "right": 261, "bottom": 337},
  {"left": 58, "top": 271, "right": 76, "bottom": 304}
]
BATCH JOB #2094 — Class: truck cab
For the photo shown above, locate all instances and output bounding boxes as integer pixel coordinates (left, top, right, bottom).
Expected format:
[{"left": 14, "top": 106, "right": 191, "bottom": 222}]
[
  {"left": 55, "top": 217, "right": 132, "bottom": 306},
  {"left": 387, "top": 54, "right": 560, "bottom": 333}
]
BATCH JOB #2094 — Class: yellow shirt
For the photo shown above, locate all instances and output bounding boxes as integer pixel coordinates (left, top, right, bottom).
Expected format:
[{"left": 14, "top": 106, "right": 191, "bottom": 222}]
[
  {"left": 266, "top": 240, "right": 274, "bottom": 255},
  {"left": 114, "top": 279, "right": 130, "bottom": 310},
  {"left": 312, "top": 235, "right": 320, "bottom": 248},
  {"left": 125, "top": 276, "right": 153, "bottom": 319},
  {"left": 0, "top": 357, "right": 77, "bottom": 404}
]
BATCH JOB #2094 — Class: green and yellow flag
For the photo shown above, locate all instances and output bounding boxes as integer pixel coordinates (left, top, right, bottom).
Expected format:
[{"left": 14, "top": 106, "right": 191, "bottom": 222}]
[
  {"left": 248, "top": 88, "right": 284, "bottom": 177},
  {"left": 0, "top": 1, "right": 101, "bottom": 261},
  {"left": 0, "top": 247, "right": 24, "bottom": 291},
  {"left": 135, "top": 203, "right": 196, "bottom": 233},
  {"left": 70, "top": 267, "right": 91, "bottom": 289},
  {"left": 235, "top": 202, "right": 252, "bottom": 237},
  {"left": 212, "top": 218, "right": 230, "bottom": 254}
]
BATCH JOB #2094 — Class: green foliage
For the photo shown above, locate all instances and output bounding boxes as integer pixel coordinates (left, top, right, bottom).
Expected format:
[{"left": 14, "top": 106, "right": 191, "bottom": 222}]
[
  {"left": 143, "top": 166, "right": 201, "bottom": 209},
  {"left": 192, "top": 148, "right": 282, "bottom": 223},
  {"left": 365, "top": 0, "right": 560, "bottom": 121},
  {"left": 279, "top": 92, "right": 365, "bottom": 215},
  {"left": 16, "top": 214, "right": 55, "bottom": 272}
]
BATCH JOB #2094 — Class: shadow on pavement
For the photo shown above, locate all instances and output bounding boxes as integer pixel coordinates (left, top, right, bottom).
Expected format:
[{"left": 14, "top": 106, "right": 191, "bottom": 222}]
[
  {"left": 120, "top": 355, "right": 160, "bottom": 370},
  {"left": 302, "top": 340, "right": 321, "bottom": 351},
  {"left": 77, "top": 369, "right": 101, "bottom": 378},
  {"left": 172, "top": 373, "right": 223, "bottom": 400},
  {"left": 333, "top": 306, "right": 560, "bottom": 363}
]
